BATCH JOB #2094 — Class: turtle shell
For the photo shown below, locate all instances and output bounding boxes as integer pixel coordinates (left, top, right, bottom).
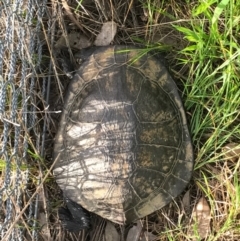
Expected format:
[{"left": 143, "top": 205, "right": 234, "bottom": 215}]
[{"left": 53, "top": 45, "right": 193, "bottom": 225}]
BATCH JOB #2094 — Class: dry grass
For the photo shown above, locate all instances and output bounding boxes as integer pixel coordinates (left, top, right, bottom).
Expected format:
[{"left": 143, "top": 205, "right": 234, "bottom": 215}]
[{"left": 0, "top": 0, "right": 239, "bottom": 240}]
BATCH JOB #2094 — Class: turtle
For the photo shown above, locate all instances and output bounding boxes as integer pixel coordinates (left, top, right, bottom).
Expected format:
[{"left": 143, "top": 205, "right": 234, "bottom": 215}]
[{"left": 53, "top": 45, "right": 194, "bottom": 232}]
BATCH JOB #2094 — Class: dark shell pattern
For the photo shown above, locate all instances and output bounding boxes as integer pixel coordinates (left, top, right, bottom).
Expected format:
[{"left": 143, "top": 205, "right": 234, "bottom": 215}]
[{"left": 53, "top": 45, "right": 194, "bottom": 224}]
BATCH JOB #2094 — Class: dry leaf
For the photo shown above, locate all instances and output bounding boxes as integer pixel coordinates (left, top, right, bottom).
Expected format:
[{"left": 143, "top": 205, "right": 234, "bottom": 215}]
[
  {"left": 188, "top": 197, "right": 211, "bottom": 240},
  {"left": 103, "top": 221, "right": 120, "bottom": 241},
  {"left": 126, "top": 221, "right": 142, "bottom": 241},
  {"left": 141, "top": 231, "right": 157, "bottom": 241},
  {"left": 126, "top": 221, "right": 156, "bottom": 241},
  {"left": 182, "top": 190, "right": 190, "bottom": 212},
  {"left": 140, "top": 7, "right": 148, "bottom": 22},
  {"left": 38, "top": 188, "right": 52, "bottom": 241},
  {"left": 39, "top": 212, "right": 53, "bottom": 241},
  {"left": 94, "top": 21, "right": 117, "bottom": 46},
  {"left": 55, "top": 32, "right": 91, "bottom": 49},
  {"left": 222, "top": 142, "right": 240, "bottom": 162}
]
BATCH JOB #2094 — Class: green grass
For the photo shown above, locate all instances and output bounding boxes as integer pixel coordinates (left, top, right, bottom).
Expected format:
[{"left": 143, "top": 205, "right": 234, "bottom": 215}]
[
  {"left": 170, "top": 0, "right": 240, "bottom": 240},
  {"left": 2, "top": 0, "right": 239, "bottom": 240},
  {"left": 140, "top": 0, "right": 240, "bottom": 240},
  {"left": 52, "top": 0, "right": 240, "bottom": 240}
]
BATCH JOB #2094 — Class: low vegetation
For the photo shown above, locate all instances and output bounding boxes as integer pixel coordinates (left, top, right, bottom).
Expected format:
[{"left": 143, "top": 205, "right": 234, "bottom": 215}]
[{"left": 1, "top": 0, "right": 239, "bottom": 240}]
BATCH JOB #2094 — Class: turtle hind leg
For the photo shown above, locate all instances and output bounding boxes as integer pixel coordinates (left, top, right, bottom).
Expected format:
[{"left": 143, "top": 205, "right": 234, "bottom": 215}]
[
  {"left": 55, "top": 47, "right": 76, "bottom": 79},
  {"left": 58, "top": 197, "right": 91, "bottom": 232}
]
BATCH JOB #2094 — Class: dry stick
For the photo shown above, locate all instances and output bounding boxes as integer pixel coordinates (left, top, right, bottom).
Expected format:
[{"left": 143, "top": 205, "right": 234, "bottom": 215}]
[
  {"left": 9, "top": 194, "right": 33, "bottom": 239},
  {"left": 123, "top": 0, "right": 134, "bottom": 26},
  {"left": 94, "top": 0, "right": 108, "bottom": 21},
  {"left": 2, "top": 155, "right": 60, "bottom": 241},
  {"left": 61, "top": 0, "right": 90, "bottom": 38},
  {"left": 41, "top": 5, "right": 65, "bottom": 103}
]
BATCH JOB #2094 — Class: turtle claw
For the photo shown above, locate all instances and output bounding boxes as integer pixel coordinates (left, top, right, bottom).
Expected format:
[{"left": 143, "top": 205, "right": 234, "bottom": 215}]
[
  {"left": 58, "top": 197, "right": 90, "bottom": 232},
  {"left": 56, "top": 47, "right": 75, "bottom": 79}
]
